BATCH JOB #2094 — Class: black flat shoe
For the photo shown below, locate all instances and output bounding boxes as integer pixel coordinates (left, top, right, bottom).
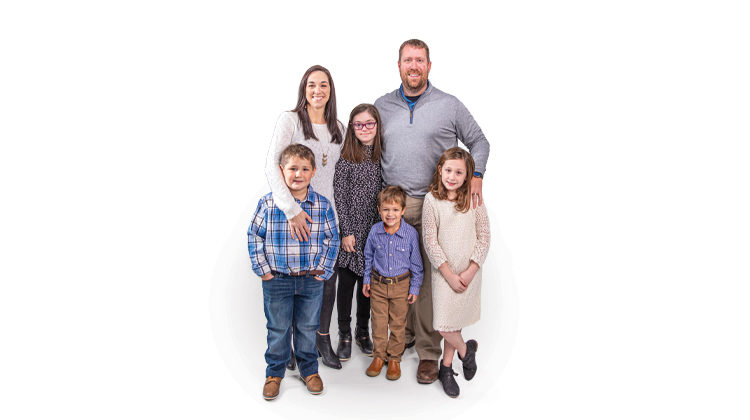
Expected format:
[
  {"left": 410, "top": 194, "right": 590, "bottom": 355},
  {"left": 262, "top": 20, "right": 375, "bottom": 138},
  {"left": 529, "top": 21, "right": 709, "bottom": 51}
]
[
  {"left": 458, "top": 339, "right": 478, "bottom": 380},
  {"left": 336, "top": 331, "right": 352, "bottom": 361},
  {"left": 438, "top": 360, "right": 460, "bottom": 398},
  {"left": 316, "top": 331, "right": 342, "bottom": 369},
  {"left": 355, "top": 326, "right": 373, "bottom": 356}
]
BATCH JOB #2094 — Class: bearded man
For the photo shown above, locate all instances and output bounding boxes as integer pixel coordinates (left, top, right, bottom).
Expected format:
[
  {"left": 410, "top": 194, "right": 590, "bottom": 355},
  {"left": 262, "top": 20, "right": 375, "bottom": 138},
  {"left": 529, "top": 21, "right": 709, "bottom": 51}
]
[{"left": 374, "top": 39, "right": 491, "bottom": 384}]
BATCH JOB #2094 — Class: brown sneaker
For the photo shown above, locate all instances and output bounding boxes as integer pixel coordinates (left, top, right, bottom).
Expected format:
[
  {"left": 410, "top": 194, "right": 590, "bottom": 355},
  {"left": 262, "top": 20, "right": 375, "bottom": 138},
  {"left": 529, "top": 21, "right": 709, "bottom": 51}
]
[
  {"left": 300, "top": 373, "right": 323, "bottom": 395},
  {"left": 416, "top": 359, "right": 439, "bottom": 384},
  {"left": 366, "top": 357, "right": 385, "bottom": 377},
  {"left": 262, "top": 376, "right": 282, "bottom": 400},
  {"left": 386, "top": 359, "right": 401, "bottom": 380}
]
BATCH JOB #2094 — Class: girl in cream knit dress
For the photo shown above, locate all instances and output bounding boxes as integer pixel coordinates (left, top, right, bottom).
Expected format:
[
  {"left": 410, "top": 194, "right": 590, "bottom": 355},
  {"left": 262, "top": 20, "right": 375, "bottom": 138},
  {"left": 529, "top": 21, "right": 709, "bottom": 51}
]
[{"left": 422, "top": 147, "right": 490, "bottom": 397}]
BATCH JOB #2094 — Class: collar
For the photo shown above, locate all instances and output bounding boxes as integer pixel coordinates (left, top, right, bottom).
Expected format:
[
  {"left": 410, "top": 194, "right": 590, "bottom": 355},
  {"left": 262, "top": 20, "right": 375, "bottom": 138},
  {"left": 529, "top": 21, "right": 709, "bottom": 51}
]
[
  {"left": 377, "top": 219, "right": 406, "bottom": 238},
  {"left": 294, "top": 185, "right": 316, "bottom": 205},
  {"left": 399, "top": 80, "right": 431, "bottom": 106}
]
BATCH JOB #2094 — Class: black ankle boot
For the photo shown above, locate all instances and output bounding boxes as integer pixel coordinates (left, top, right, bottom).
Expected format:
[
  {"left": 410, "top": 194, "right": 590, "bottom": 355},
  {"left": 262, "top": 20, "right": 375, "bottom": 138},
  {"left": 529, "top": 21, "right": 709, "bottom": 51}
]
[
  {"left": 458, "top": 339, "right": 478, "bottom": 380},
  {"left": 438, "top": 360, "right": 460, "bottom": 398},
  {"left": 336, "top": 330, "right": 352, "bottom": 361},
  {"left": 287, "top": 347, "right": 296, "bottom": 370},
  {"left": 355, "top": 326, "right": 373, "bottom": 356},
  {"left": 316, "top": 331, "right": 342, "bottom": 369}
]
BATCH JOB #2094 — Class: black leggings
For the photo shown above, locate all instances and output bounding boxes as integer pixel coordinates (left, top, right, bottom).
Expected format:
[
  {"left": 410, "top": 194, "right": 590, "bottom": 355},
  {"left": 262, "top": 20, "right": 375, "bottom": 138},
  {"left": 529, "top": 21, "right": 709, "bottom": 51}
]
[
  {"left": 336, "top": 267, "right": 370, "bottom": 334},
  {"left": 318, "top": 270, "right": 338, "bottom": 334}
]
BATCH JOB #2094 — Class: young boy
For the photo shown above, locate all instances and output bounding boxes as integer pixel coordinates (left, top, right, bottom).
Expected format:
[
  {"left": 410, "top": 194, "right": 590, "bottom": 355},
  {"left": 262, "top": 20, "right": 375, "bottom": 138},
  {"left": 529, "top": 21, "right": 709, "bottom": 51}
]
[
  {"left": 248, "top": 144, "right": 340, "bottom": 400},
  {"left": 362, "top": 185, "right": 423, "bottom": 380}
]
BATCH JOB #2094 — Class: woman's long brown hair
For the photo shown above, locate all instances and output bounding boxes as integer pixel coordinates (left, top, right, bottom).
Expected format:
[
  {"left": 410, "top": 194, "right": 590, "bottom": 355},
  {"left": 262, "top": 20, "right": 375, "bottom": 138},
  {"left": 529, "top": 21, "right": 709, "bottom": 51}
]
[
  {"left": 340, "top": 103, "right": 382, "bottom": 163},
  {"left": 428, "top": 147, "right": 476, "bottom": 212},
  {"left": 291, "top": 65, "right": 343, "bottom": 144}
]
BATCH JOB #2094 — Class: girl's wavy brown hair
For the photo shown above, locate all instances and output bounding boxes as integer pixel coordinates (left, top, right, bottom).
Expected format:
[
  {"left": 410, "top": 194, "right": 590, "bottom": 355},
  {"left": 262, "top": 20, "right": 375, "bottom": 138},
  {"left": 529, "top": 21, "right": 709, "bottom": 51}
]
[{"left": 428, "top": 147, "right": 475, "bottom": 212}]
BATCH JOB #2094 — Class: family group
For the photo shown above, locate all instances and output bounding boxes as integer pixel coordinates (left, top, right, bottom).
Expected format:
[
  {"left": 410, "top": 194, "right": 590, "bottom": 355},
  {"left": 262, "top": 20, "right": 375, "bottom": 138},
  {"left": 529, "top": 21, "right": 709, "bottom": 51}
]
[{"left": 248, "top": 39, "right": 491, "bottom": 401}]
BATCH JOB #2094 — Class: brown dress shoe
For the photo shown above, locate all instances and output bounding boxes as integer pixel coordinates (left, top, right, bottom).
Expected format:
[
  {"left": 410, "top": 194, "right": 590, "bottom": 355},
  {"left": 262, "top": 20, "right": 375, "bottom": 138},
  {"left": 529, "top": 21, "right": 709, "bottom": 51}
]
[
  {"left": 300, "top": 373, "right": 324, "bottom": 395},
  {"left": 386, "top": 359, "right": 401, "bottom": 380},
  {"left": 366, "top": 357, "right": 385, "bottom": 377},
  {"left": 263, "top": 376, "right": 282, "bottom": 400},
  {"left": 416, "top": 359, "right": 439, "bottom": 384}
]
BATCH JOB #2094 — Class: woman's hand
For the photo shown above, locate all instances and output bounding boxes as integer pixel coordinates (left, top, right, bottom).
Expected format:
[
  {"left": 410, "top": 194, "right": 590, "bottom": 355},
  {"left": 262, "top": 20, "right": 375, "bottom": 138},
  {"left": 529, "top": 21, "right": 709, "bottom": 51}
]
[
  {"left": 362, "top": 283, "right": 371, "bottom": 297},
  {"left": 341, "top": 235, "right": 356, "bottom": 253},
  {"left": 288, "top": 211, "right": 313, "bottom": 242},
  {"left": 314, "top": 276, "right": 324, "bottom": 281},
  {"left": 407, "top": 293, "right": 417, "bottom": 304}
]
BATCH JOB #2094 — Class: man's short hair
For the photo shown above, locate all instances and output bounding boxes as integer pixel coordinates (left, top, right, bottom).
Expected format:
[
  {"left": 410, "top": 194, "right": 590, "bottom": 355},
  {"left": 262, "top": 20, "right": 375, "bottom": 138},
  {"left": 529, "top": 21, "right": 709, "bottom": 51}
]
[
  {"left": 279, "top": 143, "right": 316, "bottom": 169},
  {"left": 378, "top": 185, "right": 407, "bottom": 209},
  {"left": 398, "top": 39, "right": 430, "bottom": 62}
]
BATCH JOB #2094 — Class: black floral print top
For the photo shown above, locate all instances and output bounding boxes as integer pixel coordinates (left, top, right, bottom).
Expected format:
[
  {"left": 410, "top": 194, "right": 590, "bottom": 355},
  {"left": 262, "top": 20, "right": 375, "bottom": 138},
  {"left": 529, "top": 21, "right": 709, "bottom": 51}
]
[{"left": 333, "top": 145, "right": 382, "bottom": 276}]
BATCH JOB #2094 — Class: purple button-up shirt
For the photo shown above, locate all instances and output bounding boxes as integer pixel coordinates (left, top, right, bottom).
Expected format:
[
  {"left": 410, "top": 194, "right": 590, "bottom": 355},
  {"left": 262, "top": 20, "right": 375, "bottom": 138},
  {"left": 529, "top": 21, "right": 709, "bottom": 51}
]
[{"left": 363, "top": 220, "right": 423, "bottom": 295}]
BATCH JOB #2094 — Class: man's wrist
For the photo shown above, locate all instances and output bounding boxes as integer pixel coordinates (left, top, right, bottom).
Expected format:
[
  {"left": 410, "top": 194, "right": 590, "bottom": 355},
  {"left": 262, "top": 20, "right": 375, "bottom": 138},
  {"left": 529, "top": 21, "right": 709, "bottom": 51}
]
[{"left": 473, "top": 171, "right": 483, "bottom": 179}]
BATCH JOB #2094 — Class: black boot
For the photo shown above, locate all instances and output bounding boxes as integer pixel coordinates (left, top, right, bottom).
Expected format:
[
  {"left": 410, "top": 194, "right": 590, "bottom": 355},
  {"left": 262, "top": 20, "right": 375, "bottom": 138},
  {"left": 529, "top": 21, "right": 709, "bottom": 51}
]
[
  {"left": 336, "top": 330, "right": 352, "bottom": 361},
  {"left": 316, "top": 331, "right": 342, "bottom": 369},
  {"left": 355, "top": 326, "right": 373, "bottom": 356},
  {"left": 287, "top": 347, "right": 296, "bottom": 370},
  {"left": 458, "top": 339, "right": 478, "bottom": 380},
  {"left": 438, "top": 360, "right": 460, "bottom": 398}
]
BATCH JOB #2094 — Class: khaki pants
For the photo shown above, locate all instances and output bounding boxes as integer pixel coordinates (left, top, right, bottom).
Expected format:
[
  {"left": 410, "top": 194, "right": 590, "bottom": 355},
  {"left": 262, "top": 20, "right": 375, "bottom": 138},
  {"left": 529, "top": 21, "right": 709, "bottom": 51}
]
[
  {"left": 369, "top": 274, "right": 410, "bottom": 361},
  {"left": 404, "top": 195, "right": 443, "bottom": 361}
]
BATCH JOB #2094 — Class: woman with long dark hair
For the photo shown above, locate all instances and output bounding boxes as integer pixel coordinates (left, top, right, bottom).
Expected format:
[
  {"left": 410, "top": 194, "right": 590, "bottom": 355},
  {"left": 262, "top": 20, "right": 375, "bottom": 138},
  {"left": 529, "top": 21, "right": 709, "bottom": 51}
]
[{"left": 264, "top": 65, "right": 344, "bottom": 370}]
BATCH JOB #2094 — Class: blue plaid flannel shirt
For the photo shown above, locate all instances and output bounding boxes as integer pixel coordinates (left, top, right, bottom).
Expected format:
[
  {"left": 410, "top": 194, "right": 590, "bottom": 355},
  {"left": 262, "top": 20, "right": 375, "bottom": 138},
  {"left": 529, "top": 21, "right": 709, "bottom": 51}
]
[{"left": 248, "top": 186, "right": 340, "bottom": 280}]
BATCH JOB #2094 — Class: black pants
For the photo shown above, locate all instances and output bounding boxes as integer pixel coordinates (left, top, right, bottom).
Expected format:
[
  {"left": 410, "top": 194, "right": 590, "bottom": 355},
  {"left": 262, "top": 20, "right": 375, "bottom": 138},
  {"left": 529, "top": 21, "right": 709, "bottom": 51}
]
[
  {"left": 336, "top": 267, "right": 370, "bottom": 334},
  {"left": 318, "top": 270, "right": 338, "bottom": 334}
]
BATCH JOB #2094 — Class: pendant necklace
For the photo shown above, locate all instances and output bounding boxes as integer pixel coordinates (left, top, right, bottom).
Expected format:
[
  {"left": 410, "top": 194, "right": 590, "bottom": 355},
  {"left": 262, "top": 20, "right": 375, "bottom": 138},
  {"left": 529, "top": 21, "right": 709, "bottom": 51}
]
[{"left": 321, "top": 141, "right": 330, "bottom": 166}]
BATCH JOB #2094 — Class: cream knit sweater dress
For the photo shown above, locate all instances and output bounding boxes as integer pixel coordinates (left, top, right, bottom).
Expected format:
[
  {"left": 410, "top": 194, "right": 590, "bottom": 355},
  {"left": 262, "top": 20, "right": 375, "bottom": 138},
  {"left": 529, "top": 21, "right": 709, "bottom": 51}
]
[{"left": 422, "top": 192, "right": 491, "bottom": 332}]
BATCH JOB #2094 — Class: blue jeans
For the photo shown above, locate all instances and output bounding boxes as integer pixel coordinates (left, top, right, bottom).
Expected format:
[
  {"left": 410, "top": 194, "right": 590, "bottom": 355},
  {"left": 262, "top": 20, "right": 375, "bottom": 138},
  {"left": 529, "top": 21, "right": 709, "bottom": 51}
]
[{"left": 262, "top": 273, "right": 324, "bottom": 378}]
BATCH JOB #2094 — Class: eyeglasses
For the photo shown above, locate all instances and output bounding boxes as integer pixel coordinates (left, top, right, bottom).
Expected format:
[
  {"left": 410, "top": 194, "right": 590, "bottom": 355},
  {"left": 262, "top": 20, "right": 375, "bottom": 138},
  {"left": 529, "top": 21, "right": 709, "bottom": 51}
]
[{"left": 351, "top": 121, "right": 376, "bottom": 130}]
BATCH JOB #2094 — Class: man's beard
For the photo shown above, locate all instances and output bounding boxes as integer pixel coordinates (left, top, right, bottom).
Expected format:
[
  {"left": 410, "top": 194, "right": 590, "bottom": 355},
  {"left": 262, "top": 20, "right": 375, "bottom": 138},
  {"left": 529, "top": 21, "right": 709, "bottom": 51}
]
[{"left": 402, "top": 71, "right": 428, "bottom": 92}]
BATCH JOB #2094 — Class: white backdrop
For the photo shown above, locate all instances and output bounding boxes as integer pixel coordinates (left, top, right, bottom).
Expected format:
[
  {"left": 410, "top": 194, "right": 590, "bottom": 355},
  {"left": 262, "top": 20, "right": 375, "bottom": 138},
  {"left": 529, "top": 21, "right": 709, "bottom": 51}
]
[{"left": 1, "top": 1, "right": 749, "bottom": 418}]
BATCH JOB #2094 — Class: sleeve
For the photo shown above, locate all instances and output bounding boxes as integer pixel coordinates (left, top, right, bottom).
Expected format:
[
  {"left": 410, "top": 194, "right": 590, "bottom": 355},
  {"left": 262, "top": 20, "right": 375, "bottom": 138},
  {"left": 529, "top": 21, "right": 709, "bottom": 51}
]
[
  {"left": 362, "top": 226, "right": 376, "bottom": 285},
  {"left": 421, "top": 194, "right": 449, "bottom": 268},
  {"left": 317, "top": 201, "right": 340, "bottom": 280},
  {"left": 408, "top": 227, "right": 424, "bottom": 296},
  {"left": 454, "top": 99, "right": 490, "bottom": 175},
  {"left": 247, "top": 198, "right": 272, "bottom": 277},
  {"left": 265, "top": 112, "right": 303, "bottom": 220},
  {"left": 470, "top": 204, "right": 491, "bottom": 266},
  {"left": 333, "top": 159, "right": 354, "bottom": 237}
]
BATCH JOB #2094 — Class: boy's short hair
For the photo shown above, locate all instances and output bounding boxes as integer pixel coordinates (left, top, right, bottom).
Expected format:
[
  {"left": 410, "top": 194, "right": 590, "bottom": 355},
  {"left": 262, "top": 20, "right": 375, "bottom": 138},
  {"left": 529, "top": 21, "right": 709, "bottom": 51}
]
[
  {"left": 378, "top": 185, "right": 407, "bottom": 209},
  {"left": 279, "top": 144, "right": 316, "bottom": 169}
]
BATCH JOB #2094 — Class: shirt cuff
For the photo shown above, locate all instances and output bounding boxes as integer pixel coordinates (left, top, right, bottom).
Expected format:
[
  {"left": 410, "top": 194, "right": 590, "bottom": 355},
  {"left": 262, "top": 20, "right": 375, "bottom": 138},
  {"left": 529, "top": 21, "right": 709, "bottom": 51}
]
[{"left": 409, "top": 283, "right": 421, "bottom": 296}]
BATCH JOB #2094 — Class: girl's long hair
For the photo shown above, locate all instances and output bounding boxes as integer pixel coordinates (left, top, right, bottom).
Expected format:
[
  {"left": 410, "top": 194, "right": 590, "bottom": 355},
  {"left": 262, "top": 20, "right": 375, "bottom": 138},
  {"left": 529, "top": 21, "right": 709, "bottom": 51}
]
[
  {"left": 291, "top": 65, "right": 343, "bottom": 144},
  {"left": 340, "top": 103, "right": 382, "bottom": 163},
  {"left": 428, "top": 147, "right": 475, "bottom": 212}
]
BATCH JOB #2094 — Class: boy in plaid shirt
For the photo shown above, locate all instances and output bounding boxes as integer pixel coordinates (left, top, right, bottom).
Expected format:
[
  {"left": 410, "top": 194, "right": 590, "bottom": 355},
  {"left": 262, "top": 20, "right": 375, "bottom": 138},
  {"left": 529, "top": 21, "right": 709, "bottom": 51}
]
[{"left": 248, "top": 144, "right": 340, "bottom": 400}]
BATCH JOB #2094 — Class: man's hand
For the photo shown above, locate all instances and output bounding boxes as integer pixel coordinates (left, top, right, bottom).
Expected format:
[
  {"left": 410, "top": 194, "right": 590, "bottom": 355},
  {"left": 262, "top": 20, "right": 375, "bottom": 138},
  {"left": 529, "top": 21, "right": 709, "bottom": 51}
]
[
  {"left": 471, "top": 176, "right": 484, "bottom": 209},
  {"left": 341, "top": 235, "right": 356, "bottom": 253},
  {"left": 261, "top": 273, "right": 274, "bottom": 281},
  {"left": 407, "top": 293, "right": 417, "bottom": 304},
  {"left": 314, "top": 276, "right": 324, "bottom": 281},
  {"left": 362, "top": 283, "right": 371, "bottom": 297},
  {"left": 288, "top": 211, "right": 312, "bottom": 242}
]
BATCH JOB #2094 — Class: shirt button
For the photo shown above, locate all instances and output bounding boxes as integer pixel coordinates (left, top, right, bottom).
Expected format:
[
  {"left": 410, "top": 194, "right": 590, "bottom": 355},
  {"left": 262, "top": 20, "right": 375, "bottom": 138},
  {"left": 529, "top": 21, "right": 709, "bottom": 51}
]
[{"left": 389, "top": 253, "right": 392, "bottom": 256}]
